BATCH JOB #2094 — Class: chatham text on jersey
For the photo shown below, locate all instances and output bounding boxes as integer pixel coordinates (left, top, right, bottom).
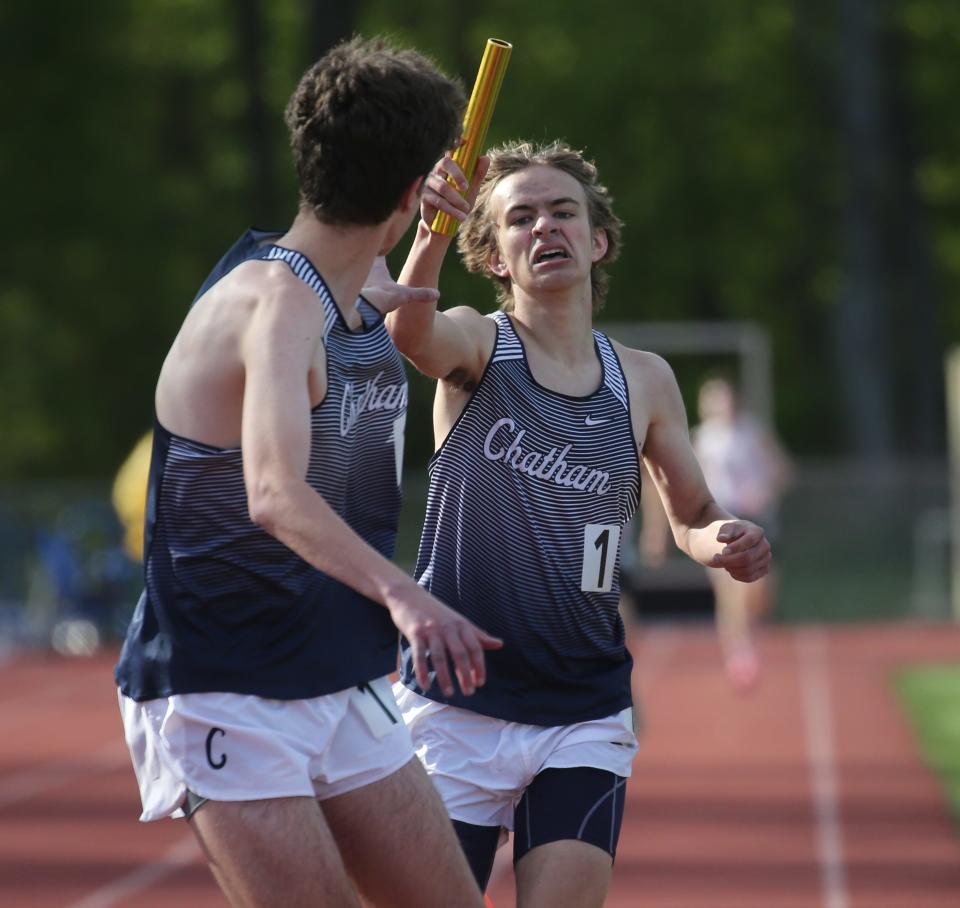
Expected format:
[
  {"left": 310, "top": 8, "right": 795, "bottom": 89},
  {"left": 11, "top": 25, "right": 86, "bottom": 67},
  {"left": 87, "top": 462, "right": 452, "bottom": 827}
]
[
  {"left": 483, "top": 417, "right": 611, "bottom": 495},
  {"left": 340, "top": 371, "right": 408, "bottom": 437}
]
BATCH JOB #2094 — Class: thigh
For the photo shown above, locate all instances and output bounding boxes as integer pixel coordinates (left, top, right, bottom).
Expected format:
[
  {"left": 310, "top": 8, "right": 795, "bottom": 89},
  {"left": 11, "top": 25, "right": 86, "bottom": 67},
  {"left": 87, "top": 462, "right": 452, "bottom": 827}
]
[
  {"left": 321, "top": 755, "right": 485, "bottom": 908},
  {"left": 515, "top": 839, "right": 612, "bottom": 908},
  {"left": 512, "top": 767, "right": 626, "bottom": 908},
  {"left": 190, "top": 796, "right": 359, "bottom": 908}
]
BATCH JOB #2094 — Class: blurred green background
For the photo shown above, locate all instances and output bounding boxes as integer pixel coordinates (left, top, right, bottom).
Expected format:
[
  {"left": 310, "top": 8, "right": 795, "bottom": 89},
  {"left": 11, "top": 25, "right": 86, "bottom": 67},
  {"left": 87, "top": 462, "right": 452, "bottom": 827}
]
[{"left": 1, "top": 0, "right": 958, "bottom": 639}]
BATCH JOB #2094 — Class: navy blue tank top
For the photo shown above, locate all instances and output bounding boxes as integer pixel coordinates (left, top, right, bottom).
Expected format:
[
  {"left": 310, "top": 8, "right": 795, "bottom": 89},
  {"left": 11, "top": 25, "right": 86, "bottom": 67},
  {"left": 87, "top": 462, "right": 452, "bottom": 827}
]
[
  {"left": 116, "top": 230, "right": 407, "bottom": 701},
  {"left": 400, "top": 311, "right": 640, "bottom": 725}
]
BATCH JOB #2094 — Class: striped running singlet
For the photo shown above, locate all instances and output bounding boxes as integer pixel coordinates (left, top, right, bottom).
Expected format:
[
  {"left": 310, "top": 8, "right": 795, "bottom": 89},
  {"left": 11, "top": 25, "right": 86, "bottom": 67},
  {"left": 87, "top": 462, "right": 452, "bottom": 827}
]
[
  {"left": 116, "top": 229, "right": 407, "bottom": 701},
  {"left": 400, "top": 311, "right": 641, "bottom": 725}
]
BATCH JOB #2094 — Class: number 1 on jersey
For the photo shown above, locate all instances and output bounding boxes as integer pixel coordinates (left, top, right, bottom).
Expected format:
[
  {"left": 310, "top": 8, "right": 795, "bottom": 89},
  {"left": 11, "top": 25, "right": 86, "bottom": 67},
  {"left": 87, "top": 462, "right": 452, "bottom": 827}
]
[{"left": 581, "top": 523, "right": 621, "bottom": 593}]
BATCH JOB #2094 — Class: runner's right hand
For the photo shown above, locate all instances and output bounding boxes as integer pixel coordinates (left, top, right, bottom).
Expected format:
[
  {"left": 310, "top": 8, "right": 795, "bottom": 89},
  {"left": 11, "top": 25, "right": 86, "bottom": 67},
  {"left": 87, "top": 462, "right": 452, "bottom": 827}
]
[{"left": 420, "top": 154, "right": 490, "bottom": 231}]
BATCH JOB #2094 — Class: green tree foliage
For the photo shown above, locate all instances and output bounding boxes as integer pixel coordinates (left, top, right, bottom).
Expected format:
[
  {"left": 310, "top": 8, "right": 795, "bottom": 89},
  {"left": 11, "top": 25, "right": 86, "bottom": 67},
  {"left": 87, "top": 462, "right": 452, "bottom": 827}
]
[
  {"left": 0, "top": 0, "right": 305, "bottom": 477},
  {"left": 365, "top": 0, "right": 846, "bottom": 457},
  {"left": 0, "top": 0, "right": 957, "bottom": 478},
  {"left": 900, "top": 0, "right": 960, "bottom": 337}
]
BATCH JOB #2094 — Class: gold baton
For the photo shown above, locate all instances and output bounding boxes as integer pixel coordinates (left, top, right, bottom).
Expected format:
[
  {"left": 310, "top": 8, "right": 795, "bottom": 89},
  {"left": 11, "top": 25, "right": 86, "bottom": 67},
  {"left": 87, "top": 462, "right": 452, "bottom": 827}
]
[{"left": 431, "top": 38, "right": 512, "bottom": 237}]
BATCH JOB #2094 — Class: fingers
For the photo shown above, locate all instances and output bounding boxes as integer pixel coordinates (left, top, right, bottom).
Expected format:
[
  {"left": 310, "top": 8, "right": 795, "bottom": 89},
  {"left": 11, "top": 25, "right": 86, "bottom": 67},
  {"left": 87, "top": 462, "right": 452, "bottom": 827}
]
[
  {"left": 423, "top": 157, "right": 471, "bottom": 222},
  {"left": 408, "top": 621, "right": 502, "bottom": 698},
  {"left": 426, "top": 631, "right": 456, "bottom": 698},
  {"left": 729, "top": 555, "right": 772, "bottom": 583},
  {"left": 409, "top": 636, "right": 432, "bottom": 693},
  {"left": 474, "top": 154, "right": 491, "bottom": 182},
  {"left": 422, "top": 153, "right": 493, "bottom": 227},
  {"left": 455, "top": 623, "right": 505, "bottom": 694},
  {"left": 709, "top": 537, "right": 772, "bottom": 582},
  {"left": 714, "top": 521, "right": 764, "bottom": 554},
  {"left": 450, "top": 626, "right": 480, "bottom": 694},
  {"left": 360, "top": 283, "right": 439, "bottom": 315},
  {"left": 405, "top": 287, "right": 441, "bottom": 305},
  {"left": 466, "top": 155, "right": 491, "bottom": 204},
  {"left": 422, "top": 628, "right": 474, "bottom": 698},
  {"left": 478, "top": 629, "right": 504, "bottom": 650},
  {"left": 716, "top": 521, "right": 746, "bottom": 544},
  {"left": 395, "top": 588, "right": 502, "bottom": 698},
  {"left": 386, "top": 286, "right": 439, "bottom": 310},
  {"left": 719, "top": 543, "right": 772, "bottom": 579},
  {"left": 436, "top": 154, "right": 469, "bottom": 192}
]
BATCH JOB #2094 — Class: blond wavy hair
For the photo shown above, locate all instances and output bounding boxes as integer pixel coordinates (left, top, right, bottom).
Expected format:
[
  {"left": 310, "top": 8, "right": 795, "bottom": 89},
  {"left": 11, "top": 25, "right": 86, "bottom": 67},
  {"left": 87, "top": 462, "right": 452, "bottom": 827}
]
[{"left": 457, "top": 140, "right": 623, "bottom": 312}]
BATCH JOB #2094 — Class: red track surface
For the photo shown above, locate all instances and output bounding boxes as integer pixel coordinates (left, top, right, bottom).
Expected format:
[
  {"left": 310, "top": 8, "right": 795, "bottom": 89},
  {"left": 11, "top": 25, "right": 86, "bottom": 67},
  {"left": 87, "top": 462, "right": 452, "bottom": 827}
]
[{"left": 2, "top": 623, "right": 959, "bottom": 907}]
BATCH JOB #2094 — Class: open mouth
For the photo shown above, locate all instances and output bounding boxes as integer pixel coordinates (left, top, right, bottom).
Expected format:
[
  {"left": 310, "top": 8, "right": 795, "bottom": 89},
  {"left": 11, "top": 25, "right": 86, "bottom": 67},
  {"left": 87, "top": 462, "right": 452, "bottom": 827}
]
[{"left": 533, "top": 247, "right": 570, "bottom": 264}]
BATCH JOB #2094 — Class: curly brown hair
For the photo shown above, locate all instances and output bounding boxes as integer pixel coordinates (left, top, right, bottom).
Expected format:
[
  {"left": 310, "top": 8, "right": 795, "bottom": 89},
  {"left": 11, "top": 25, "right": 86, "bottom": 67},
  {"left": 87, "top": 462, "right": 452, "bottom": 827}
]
[
  {"left": 457, "top": 140, "right": 623, "bottom": 312},
  {"left": 285, "top": 36, "right": 464, "bottom": 226}
]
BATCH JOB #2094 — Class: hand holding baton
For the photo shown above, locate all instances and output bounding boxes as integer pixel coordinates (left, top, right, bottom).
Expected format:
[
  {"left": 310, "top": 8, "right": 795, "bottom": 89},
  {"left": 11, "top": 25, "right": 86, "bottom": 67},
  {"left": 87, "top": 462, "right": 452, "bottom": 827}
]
[{"left": 431, "top": 38, "right": 512, "bottom": 237}]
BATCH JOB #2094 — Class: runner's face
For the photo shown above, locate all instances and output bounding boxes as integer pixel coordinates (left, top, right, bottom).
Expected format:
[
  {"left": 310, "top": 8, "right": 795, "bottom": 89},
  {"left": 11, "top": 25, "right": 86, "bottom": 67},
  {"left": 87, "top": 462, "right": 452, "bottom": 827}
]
[{"left": 487, "top": 165, "right": 606, "bottom": 298}]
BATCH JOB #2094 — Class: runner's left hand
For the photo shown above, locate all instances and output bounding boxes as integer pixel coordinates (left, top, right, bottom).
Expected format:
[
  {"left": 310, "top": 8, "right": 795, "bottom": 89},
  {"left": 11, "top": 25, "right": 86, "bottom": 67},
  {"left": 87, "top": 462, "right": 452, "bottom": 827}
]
[
  {"left": 708, "top": 520, "right": 771, "bottom": 582},
  {"left": 361, "top": 257, "right": 439, "bottom": 315}
]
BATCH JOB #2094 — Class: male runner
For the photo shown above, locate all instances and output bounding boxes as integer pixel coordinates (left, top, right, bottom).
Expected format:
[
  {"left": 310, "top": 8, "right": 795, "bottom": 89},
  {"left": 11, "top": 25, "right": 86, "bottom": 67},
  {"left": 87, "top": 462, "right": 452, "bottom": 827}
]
[
  {"left": 385, "top": 141, "right": 771, "bottom": 907},
  {"left": 114, "top": 37, "right": 499, "bottom": 908}
]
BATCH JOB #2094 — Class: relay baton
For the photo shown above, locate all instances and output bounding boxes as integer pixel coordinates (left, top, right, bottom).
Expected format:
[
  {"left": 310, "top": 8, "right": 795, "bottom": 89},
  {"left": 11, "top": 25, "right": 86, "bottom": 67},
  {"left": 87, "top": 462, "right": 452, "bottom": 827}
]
[{"left": 431, "top": 38, "right": 512, "bottom": 236}]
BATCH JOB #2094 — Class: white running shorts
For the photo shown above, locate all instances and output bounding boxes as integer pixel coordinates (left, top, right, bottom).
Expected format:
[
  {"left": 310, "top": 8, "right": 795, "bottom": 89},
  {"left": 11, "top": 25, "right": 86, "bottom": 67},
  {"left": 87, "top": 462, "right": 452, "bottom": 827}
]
[
  {"left": 119, "top": 676, "right": 413, "bottom": 821},
  {"left": 394, "top": 684, "right": 638, "bottom": 830}
]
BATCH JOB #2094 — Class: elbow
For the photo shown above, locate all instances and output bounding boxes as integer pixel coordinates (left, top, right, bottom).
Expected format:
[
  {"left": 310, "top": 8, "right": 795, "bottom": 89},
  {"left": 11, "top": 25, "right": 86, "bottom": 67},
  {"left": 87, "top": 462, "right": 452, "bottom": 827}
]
[
  {"left": 247, "top": 479, "right": 285, "bottom": 535},
  {"left": 390, "top": 327, "right": 424, "bottom": 362},
  {"left": 385, "top": 313, "right": 431, "bottom": 363}
]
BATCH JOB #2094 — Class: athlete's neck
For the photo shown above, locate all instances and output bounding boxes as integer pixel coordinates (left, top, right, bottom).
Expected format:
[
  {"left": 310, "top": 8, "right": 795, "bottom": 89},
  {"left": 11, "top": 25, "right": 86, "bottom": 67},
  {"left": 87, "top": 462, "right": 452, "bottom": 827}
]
[
  {"left": 277, "top": 210, "right": 389, "bottom": 329},
  {"left": 510, "top": 290, "right": 596, "bottom": 368}
]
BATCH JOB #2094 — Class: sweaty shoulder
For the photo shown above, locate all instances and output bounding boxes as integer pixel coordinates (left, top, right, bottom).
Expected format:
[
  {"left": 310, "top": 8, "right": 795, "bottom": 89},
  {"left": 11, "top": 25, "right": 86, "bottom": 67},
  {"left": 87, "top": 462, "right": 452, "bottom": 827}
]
[
  {"left": 445, "top": 304, "right": 496, "bottom": 340},
  {"left": 157, "top": 258, "right": 324, "bottom": 446},
  {"left": 214, "top": 259, "right": 320, "bottom": 321},
  {"left": 608, "top": 342, "right": 677, "bottom": 392},
  {"left": 606, "top": 342, "right": 685, "bottom": 436}
]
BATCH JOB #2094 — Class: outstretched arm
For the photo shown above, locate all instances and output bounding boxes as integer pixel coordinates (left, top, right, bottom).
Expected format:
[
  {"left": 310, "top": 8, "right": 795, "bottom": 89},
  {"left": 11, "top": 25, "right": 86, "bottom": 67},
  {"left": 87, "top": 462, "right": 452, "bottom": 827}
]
[
  {"left": 630, "top": 351, "right": 771, "bottom": 583},
  {"left": 240, "top": 276, "right": 501, "bottom": 696}
]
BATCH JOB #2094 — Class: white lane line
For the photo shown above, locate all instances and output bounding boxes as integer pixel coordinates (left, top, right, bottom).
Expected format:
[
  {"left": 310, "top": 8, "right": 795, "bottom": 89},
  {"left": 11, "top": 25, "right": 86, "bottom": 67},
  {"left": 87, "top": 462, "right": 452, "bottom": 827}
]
[
  {"left": 795, "top": 627, "right": 849, "bottom": 908},
  {"left": 66, "top": 834, "right": 201, "bottom": 908},
  {"left": 0, "top": 742, "right": 128, "bottom": 809}
]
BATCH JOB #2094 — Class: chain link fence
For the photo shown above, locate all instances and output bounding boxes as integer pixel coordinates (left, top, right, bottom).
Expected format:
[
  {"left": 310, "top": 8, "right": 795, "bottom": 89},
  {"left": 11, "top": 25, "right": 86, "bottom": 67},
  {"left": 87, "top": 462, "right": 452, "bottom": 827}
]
[{"left": 0, "top": 457, "right": 951, "bottom": 655}]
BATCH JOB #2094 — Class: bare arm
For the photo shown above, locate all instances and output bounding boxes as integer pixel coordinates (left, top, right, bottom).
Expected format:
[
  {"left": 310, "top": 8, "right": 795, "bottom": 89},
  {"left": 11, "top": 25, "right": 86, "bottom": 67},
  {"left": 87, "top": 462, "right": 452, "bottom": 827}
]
[
  {"left": 239, "top": 279, "right": 500, "bottom": 695},
  {"left": 636, "top": 461, "right": 670, "bottom": 568},
  {"left": 631, "top": 351, "right": 771, "bottom": 582},
  {"left": 386, "top": 155, "right": 494, "bottom": 385}
]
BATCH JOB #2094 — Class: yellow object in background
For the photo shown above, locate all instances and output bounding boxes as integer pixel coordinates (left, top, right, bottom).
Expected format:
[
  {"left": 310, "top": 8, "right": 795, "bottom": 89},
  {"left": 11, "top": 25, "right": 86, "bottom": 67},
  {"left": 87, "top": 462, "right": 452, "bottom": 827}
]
[{"left": 112, "top": 431, "right": 152, "bottom": 562}]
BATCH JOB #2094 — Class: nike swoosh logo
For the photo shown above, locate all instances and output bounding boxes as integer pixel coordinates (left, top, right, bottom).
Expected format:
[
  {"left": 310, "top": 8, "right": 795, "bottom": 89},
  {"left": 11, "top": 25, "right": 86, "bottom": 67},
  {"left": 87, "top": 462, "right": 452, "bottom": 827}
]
[{"left": 584, "top": 415, "right": 608, "bottom": 426}]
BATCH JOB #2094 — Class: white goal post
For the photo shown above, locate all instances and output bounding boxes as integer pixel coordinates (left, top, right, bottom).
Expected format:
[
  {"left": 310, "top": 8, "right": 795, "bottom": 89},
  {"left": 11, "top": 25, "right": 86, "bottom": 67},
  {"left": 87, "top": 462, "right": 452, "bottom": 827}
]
[{"left": 597, "top": 320, "right": 774, "bottom": 425}]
